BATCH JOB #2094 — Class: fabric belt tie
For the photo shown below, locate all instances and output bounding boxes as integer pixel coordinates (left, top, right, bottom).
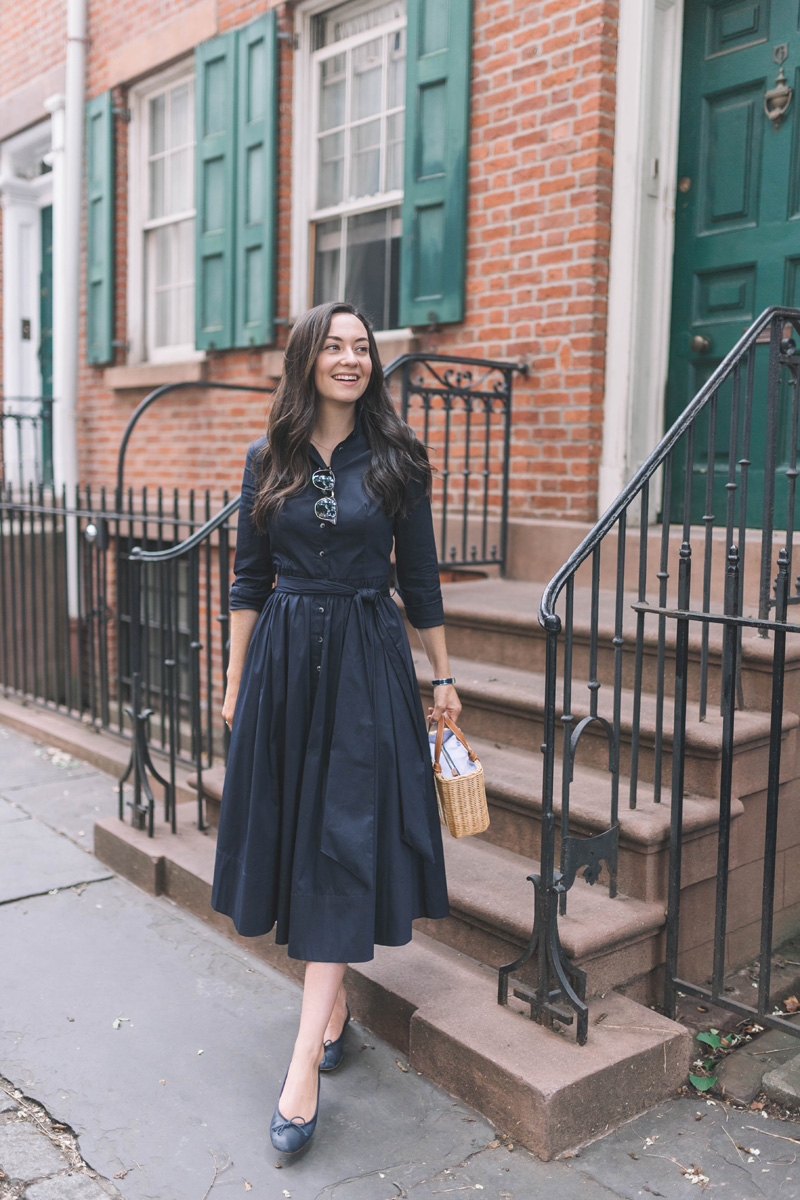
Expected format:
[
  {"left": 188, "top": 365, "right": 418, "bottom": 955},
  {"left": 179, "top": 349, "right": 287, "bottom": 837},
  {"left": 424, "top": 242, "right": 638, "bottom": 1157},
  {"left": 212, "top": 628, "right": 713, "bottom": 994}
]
[{"left": 274, "top": 575, "right": 436, "bottom": 886}]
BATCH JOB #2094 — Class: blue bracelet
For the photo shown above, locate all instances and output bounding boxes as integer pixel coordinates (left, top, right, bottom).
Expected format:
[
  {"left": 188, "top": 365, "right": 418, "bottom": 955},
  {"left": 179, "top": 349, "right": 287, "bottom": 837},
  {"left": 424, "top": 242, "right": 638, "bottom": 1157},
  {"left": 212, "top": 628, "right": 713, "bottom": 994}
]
[{"left": 431, "top": 677, "right": 456, "bottom": 686}]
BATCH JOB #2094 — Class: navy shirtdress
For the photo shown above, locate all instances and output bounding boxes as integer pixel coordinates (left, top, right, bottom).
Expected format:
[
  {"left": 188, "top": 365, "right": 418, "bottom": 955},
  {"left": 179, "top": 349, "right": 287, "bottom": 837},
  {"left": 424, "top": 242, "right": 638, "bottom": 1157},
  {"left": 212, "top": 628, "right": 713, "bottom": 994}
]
[{"left": 210, "top": 401, "right": 450, "bottom": 962}]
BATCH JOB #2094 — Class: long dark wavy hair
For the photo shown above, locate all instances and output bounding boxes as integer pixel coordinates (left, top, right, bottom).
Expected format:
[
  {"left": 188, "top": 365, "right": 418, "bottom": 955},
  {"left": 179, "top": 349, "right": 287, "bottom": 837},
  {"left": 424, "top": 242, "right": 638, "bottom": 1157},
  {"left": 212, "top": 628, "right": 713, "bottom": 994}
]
[{"left": 252, "top": 301, "right": 433, "bottom": 529}]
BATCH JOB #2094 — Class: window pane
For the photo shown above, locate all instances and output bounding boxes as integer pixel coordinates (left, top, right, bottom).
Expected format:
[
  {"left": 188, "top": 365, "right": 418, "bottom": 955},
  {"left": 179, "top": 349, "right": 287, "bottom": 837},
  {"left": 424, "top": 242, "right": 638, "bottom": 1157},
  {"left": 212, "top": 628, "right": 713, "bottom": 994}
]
[
  {"left": 319, "top": 54, "right": 346, "bottom": 132},
  {"left": 154, "top": 286, "right": 170, "bottom": 347},
  {"left": 386, "top": 111, "right": 404, "bottom": 191},
  {"left": 154, "top": 225, "right": 171, "bottom": 287},
  {"left": 350, "top": 119, "right": 381, "bottom": 198},
  {"left": 344, "top": 206, "right": 400, "bottom": 330},
  {"left": 177, "top": 219, "right": 194, "bottom": 285},
  {"left": 387, "top": 28, "right": 406, "bottom": 108},
  {"left": 353, "top": 39, "right": 383, "bottom": 121},
  {"left": 317, "top": 131, "right": 344, "bottom": 207},
  {"left": 313, "top": 218, "right": 342, "bottom": 306},
  {"left": 149, "top": 156, "right": 165, "bottom": 219},
  {"left": 170, "top": 147, "right": 192, "bottom": 214},
  {"left": 170, "top": 83, "right": 190, "bottom": 147},
  {"left": 177, "top": 284, "right": 194, "bottom": 346},
  {"left": 314, "top": 0, "right": 404, "bottom": 48},
  {"left": 149, "top": 93, "right": 166, "bottom": 155}
]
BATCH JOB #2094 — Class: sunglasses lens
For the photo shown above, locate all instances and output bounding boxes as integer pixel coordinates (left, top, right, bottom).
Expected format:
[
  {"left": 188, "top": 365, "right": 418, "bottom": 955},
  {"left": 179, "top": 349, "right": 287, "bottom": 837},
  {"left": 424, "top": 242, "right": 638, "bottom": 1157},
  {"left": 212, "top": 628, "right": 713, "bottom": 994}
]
[
  {"left": 312, "top": 469, "right": 335, "bottom": 490},
  {"left": 315, "top": 496, "right": 337, "bottom": 522}
]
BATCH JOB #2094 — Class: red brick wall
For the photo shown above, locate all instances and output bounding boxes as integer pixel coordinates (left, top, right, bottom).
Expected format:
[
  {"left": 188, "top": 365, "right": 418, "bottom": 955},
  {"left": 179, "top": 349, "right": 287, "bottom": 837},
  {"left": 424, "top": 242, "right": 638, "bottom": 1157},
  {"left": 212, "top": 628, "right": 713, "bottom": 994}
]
[
  {"left": 2, "top": 0, "right": 620, "bottom": 522},
  {"left": 0, "top": 0, "right": 67, "bottom": 97}
]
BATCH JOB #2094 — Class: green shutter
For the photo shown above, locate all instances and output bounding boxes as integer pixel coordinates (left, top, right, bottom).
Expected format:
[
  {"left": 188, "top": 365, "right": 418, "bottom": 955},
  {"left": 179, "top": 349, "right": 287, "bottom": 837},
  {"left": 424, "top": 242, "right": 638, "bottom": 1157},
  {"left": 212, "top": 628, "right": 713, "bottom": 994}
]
[
  {"left": 234, "top": 12, "right": 277, "bottom": 347},
  {"left": 85, "top": 91, "right": 115, "bottom": 364},
  {"left": 195, "top": 32, "right": 236, "bottom": 351},
  {"left": 399, "top": 0, "right": 473, "bottom": 327}
]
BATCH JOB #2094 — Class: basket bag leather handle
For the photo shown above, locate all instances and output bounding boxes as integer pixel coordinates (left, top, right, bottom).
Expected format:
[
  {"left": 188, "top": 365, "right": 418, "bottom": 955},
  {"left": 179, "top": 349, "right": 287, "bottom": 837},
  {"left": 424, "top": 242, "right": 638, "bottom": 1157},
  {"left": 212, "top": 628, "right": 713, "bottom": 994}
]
[{"left": 433, "top": 713, "right": 479, "bottom": 776}]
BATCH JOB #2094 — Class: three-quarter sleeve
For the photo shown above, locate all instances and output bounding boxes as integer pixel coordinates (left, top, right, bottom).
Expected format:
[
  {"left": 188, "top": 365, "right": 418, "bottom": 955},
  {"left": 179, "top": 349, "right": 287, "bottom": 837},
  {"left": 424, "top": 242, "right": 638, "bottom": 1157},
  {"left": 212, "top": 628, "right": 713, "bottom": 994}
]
[
  {"left": 229, "top": 439, "right": 275, "bottom": 612},
  {"left": 393, "top": 466, "right": 445, "bottom": 628}
]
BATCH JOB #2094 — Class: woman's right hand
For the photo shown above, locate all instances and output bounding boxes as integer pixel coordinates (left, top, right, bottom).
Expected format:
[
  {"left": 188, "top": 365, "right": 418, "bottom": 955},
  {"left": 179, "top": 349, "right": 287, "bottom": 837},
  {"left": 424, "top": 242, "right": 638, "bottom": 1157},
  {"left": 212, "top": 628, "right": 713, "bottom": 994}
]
[{"left": 221, "top": 680, "right": 240, "bottom": 731}]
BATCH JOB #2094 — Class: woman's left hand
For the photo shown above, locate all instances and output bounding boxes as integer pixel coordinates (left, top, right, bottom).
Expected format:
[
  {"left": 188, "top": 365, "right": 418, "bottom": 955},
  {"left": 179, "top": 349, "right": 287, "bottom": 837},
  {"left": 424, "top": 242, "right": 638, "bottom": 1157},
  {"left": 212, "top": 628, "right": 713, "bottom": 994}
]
[{"left": 427, "top": 683, "right": 461, "bottom": 729}]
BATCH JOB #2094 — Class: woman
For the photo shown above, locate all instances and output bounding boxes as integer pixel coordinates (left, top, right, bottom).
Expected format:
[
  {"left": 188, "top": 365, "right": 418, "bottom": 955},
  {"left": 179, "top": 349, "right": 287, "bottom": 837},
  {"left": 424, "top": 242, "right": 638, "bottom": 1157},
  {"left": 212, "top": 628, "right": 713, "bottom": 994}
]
[{"left": 210, "top": 301, "right": 461, "bottom": 1154}]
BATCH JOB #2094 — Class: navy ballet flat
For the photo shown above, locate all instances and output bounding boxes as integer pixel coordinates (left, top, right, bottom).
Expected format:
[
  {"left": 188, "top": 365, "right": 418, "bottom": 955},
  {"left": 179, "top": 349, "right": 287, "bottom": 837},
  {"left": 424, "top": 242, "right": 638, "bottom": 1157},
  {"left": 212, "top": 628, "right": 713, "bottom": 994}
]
[
  {"left": 320, "top": 1003, "right": 351, "bottom": 1073},
  {"left": 269, "top": 1064, "right": 321, "bottom": 1154}
]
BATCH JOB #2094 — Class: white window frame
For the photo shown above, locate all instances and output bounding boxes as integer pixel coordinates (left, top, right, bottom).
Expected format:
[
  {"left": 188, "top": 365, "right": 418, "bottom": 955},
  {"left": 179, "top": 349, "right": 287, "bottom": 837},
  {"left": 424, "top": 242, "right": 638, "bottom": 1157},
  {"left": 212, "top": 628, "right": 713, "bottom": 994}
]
[
  {"left": 127, "top": 58, "right": 204, "bottom": 366},
  {"left": 290, "top": 0, "right": 410, "bottom": 333}
]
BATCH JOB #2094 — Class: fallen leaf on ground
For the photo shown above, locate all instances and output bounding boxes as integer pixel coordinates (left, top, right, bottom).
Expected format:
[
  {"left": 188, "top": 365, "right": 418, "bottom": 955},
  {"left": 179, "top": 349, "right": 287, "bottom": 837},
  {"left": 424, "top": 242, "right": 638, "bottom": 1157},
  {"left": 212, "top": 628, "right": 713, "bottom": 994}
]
[
  {"left": 785, "top": 996, "right": 800, "bottom": 1013},
  {"left": 395, "top": 1058, "right": 409, "bottom": 1072}
]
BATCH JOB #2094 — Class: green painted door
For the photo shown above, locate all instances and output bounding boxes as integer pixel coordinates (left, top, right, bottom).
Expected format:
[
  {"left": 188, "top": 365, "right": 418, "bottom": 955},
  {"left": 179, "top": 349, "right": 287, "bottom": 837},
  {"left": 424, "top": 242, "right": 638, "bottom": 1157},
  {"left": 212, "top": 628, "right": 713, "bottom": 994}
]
[
  {"left": 666, "top": 0, "right": 800, "bottom": 526},
  {"left": 39, "top": 204, "right": 53, "bottom": 487},
  {"left": 39, "top": 205, "right": 53, "bottom": 397}
]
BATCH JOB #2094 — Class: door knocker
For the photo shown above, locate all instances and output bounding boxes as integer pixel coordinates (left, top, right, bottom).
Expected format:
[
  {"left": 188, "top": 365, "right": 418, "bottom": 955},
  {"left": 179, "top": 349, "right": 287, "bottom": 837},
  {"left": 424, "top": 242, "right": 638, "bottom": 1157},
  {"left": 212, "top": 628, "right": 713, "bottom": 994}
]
[{"left": 765, "top": 44, "right": 793, "bottom": 130}]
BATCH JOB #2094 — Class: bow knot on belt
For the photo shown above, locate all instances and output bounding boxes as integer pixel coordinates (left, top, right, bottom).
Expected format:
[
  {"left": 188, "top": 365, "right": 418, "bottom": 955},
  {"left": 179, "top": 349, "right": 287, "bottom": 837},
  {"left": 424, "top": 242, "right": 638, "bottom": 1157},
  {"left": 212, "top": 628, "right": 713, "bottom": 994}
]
[{"left": 273, "top": 575, "right": 435, "bottom": 886}]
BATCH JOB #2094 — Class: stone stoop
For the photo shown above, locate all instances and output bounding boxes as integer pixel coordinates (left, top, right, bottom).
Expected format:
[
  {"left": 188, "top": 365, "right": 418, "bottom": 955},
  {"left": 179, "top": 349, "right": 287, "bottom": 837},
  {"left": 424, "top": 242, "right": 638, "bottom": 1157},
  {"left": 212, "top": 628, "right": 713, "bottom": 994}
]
[
  {"left": 430, "top": 578, "right": 800, "bottom": 713},
  {"left": 413, "top": 650, "right": 800, "bottom": 799},
  {"left": 92, "top": 802, "right": 690, "bottom": 1160}
]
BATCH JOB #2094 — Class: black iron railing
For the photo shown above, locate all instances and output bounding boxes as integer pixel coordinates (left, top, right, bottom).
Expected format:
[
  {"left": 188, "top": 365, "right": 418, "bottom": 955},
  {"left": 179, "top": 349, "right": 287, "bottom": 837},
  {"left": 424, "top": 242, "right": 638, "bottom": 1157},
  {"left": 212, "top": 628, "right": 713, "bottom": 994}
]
[
  {"left": 0, "top": 481, "right": 230, "bottom": 745},
  {"left": 498, "top": 307, "right": 800, "bottom": 1045},
  {"left": 0, "top": 397, "right": 54, "bottom": 489},
  {"left": 0, "top": 353, "right": 522, "bottom": 832},
  {"left": 388, "top": 353, "right": 523, "bottom": 570}
]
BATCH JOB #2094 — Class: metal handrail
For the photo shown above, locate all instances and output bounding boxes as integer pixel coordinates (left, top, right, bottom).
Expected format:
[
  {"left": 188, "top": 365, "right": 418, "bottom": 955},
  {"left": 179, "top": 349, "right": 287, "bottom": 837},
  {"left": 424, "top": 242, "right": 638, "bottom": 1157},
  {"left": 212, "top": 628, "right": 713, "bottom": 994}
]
[
  {"left": 498, "top": 305, "right": 800, "bottom": 1048},
  {"left": 540, "top": 306, "right": 793, "bottom": 629}
]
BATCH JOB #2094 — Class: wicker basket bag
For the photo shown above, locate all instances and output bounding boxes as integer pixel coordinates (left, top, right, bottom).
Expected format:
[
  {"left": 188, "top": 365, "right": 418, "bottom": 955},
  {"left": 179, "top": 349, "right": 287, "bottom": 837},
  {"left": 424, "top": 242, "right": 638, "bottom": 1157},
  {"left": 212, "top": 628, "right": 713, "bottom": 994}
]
[{"left": 432, "top": 714, "right": 490, "bottom": 838}]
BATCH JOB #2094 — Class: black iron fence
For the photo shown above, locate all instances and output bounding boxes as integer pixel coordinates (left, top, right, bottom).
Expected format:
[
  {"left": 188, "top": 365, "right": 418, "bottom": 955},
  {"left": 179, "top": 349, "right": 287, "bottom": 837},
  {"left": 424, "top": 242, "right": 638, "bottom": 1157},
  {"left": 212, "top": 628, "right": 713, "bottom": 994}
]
[
  {"left": 0, "top": 397, "right": 54, "bottom": 489},
  {"left": 498, "top": 307, "right": 800, "bottom": 1045},
  {"left": 0, "top": 352, "right": 522, "bottom": 832}
]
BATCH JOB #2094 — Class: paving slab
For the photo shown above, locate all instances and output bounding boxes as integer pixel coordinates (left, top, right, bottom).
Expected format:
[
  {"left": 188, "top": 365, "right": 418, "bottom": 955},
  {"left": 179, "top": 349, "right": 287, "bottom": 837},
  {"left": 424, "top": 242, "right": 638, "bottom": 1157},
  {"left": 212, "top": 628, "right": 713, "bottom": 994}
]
[
  {"left": 577, "top": 1096, "right": 800, "bottom": 1200},
  {"left": 0, "top": 1122, "right": 71, "bottom": 1180},
  {"left": 0, "top": 729, "right": 97, "bottom": 790},
  {"left": 0, "top": 771, "right": 118, "bottom": 845},
  {"left": 23, "top": 1174, "right": 113, "bottom": 1200},
  {"left": 0, "top": 796, "right": 29, "bottom": 825},
  {"left": 714, "top": 1014, "right": 800, "bottom": 1105},
  {"left": 764, "top": 1051, "right": 800, "bottom": 1109},
  {"left": 0, "top": 819, "right": 113, "bottom": 904}
]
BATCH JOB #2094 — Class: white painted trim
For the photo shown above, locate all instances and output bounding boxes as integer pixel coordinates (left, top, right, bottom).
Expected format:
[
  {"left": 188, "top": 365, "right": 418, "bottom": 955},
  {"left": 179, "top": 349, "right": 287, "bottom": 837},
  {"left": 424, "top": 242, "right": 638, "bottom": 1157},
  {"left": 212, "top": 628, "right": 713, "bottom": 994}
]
[
  {"left": 599, "top": 0, "right": 684, "bottom": 520},
  {"left": 127, "top": 57, "right": 204, "bottom": 366},
  {"left": 0, "top": 117, "right": 55, "bottom": 485}
]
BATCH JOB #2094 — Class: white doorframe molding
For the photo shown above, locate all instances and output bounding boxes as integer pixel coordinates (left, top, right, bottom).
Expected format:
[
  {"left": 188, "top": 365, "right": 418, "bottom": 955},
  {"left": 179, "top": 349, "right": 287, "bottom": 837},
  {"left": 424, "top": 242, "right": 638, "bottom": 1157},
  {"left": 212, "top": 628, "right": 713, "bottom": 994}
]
[
  {"left": 599, "top": 0, "right": 684, "bottom": 520},
  {"left": 0, "top": 117, "right": 54, "bottom": 488}
]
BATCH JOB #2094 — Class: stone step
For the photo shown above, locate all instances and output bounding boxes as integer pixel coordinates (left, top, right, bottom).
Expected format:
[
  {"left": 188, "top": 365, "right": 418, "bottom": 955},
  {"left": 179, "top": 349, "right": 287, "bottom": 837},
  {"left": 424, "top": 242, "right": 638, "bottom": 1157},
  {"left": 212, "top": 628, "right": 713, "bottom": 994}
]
[
  {"left": 92, "top": 803, "right": 690, "bottom": 1160},
  {"left": 465, "top": 736, "right": 738, "bottom": 903},
  {"left": 403, "top": 579, "right": 800, "bottom": 712},
  {"left": 415, "top": 651, "right": 800, "bottom": 800},
  {"left": 506, "top": 518, "right": 791, "bottom": 608},
  {"left": 417, "top": 835, "right": 666, "bottom": 999}
]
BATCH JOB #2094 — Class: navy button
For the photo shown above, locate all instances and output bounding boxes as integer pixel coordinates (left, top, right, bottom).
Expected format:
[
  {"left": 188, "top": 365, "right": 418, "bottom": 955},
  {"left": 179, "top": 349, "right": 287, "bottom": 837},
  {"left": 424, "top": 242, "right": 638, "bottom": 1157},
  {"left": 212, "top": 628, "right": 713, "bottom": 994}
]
[
  {"left": 317, "top": 606, "right": 325, "bottom": 613},
  {"left": 318, "top": 636, "right": 323, "bottom": 643},
  {"left": 316, "top": 665, "right": 321, "bottom": 672},
  {"left": 319, "top": 550, "right": 325, "bottom": 556},
  {"left": 320, "top": 522, "right": 326, "bottom": 529}
]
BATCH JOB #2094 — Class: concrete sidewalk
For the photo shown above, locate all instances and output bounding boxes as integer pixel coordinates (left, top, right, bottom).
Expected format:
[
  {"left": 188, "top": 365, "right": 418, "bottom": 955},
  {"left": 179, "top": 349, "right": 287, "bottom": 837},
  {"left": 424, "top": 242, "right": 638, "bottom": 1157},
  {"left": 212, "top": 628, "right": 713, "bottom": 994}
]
[{"left": 2, "top": 721, "right": 799, "bottom": 1199}]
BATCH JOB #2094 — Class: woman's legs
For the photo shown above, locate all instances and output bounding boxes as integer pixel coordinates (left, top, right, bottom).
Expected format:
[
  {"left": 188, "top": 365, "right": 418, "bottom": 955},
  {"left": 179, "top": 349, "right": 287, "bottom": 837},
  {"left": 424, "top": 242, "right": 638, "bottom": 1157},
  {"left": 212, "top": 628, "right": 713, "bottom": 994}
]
[
  {"left": 324, "top": 980, "right": 349, "bottom": 1044},
  {"left": 277, "top": 961, "right": 347, "bottom": 1121}
]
